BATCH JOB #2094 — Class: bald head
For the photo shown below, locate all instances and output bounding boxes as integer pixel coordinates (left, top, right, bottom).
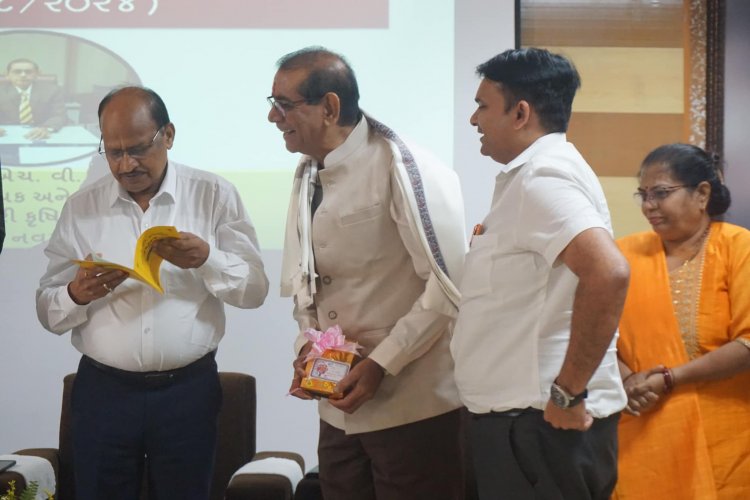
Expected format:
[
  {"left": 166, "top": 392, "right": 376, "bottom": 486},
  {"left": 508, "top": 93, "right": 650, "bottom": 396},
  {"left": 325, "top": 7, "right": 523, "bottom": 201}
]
[{"left": 98, "top": 86, "right": 170, "bottom": 130}]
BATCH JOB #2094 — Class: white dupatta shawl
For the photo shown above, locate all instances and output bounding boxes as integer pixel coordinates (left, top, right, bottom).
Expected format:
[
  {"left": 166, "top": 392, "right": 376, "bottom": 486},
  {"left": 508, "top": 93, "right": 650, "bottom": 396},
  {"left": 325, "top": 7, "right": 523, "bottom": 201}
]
[{"left": 280, "top": 115, "right": 465, "bottom": 309}]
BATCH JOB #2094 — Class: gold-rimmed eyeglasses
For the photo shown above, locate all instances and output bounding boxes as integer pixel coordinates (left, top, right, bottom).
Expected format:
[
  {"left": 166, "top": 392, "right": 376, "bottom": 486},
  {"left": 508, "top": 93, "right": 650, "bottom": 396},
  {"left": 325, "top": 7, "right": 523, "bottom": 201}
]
[{"left": 98, "top": 127, "right": 163, "bottom": 162}]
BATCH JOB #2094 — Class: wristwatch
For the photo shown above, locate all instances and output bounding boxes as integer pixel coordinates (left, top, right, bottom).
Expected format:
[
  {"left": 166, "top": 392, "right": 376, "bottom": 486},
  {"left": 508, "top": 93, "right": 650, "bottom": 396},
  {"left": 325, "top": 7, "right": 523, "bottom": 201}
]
[{"left": 550, "top": 381, "right": 588, "bottom": 409}]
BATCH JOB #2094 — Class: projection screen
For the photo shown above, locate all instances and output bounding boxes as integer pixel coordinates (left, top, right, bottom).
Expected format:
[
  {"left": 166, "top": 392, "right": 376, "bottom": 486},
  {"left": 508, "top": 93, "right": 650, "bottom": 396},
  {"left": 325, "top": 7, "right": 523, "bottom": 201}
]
[{"left": 0, "top": 0, "right": 515, "bottom": 470}]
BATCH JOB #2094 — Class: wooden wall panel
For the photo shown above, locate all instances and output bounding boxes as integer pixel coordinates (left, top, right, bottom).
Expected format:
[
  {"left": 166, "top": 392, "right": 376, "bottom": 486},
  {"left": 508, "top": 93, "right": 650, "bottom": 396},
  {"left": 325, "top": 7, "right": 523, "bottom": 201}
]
[
  {"left": 521, "top": 1, "right": 688, "bottom": 239},
  {"left": 568, "top": 112, "right": 684, "bottom": 176},
  {"left": 600, "top": 176, "right": 651, "bottom": 238},
  {"left": 521, "top": 1, "right": 683, "bottom": 48},
  {"left": 544, "top": 46, "right": 684, "bottom": 114}
]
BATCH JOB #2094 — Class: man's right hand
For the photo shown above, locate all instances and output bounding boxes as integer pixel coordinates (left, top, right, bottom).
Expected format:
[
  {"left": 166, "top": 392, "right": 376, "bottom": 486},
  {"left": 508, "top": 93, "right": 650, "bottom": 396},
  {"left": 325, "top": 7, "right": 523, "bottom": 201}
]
[
  {"left": 288, "top": 341, "right": 318, "bottom": 400},
  {"left": 68, "top": 256, "right": 128, "bottom": 305},
  {"left": 543, "top": 400, "right": 593, "bottom": 431}
]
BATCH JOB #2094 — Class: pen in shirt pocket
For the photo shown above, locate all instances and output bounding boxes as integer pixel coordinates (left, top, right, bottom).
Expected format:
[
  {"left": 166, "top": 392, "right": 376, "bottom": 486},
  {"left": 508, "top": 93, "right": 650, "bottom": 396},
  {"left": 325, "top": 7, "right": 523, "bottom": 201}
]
[{"left": 470, "top": 223, "right": 484, "bottom": 246}]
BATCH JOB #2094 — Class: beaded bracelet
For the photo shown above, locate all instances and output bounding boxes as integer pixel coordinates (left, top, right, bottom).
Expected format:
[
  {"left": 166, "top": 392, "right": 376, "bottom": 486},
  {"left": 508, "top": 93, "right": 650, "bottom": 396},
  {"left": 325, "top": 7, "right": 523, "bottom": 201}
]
[{"left": 661, "top": 367, "right": 675, "bottom": 394}]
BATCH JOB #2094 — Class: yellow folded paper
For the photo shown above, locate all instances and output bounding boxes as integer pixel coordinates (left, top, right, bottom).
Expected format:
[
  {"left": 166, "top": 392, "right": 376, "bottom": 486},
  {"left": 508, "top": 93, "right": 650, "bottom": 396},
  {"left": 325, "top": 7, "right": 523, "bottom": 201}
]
[{"left": 73, "top": 225, "right": 179, "bottom": 293}]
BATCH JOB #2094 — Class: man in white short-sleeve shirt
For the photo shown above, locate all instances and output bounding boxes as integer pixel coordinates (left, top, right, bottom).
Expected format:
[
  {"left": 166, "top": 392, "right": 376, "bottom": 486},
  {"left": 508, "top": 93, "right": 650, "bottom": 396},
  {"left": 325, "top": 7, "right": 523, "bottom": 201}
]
[{"left": 451, "top": 48, "right": 630, "bottom": 500}]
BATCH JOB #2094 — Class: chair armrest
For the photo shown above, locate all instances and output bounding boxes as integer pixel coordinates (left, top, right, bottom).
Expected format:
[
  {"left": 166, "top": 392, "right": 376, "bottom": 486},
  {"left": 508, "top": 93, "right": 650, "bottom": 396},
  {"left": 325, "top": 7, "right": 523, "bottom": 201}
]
[
  {"left": 253, "top": 451, "right": 304, "bottom": 473},
  {"left": 293, "top": 466, "right": 323, "bottom": 500},
  {"left": 0, "top": 448, "right": 60, "bottom": 496},
  {"left": 225, "top": 451, "right": 305, "bottom": 500}
]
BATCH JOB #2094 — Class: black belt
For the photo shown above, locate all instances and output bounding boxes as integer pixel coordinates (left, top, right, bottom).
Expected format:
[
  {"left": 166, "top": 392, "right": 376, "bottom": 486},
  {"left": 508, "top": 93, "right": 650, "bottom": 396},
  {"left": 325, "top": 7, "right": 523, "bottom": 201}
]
[
  {"left": 81, "top": 350, "right": 216, "bottom": 387},
  {"left": 472, "top": 407, "right": 541, "bottom": 419}
]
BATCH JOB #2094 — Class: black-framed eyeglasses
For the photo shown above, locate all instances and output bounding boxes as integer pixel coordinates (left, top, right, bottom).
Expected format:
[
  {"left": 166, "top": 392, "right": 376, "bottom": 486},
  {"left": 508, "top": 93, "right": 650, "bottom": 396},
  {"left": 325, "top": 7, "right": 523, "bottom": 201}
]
[
  {"left": 633, "top": 184, "right": 694, "bottom": 205},
  {"left": 267, "top": 95, "right": 321, "bottom": 118},
  {"left": 98, "top": 127, "right": 163, "bottom": 162}
]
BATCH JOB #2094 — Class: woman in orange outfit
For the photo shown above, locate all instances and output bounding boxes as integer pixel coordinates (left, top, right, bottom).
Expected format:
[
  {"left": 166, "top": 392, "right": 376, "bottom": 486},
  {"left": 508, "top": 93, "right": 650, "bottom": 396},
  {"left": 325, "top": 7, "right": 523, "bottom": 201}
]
[{"left": 614, "top": 144, "right": 750, "bottom": 500}]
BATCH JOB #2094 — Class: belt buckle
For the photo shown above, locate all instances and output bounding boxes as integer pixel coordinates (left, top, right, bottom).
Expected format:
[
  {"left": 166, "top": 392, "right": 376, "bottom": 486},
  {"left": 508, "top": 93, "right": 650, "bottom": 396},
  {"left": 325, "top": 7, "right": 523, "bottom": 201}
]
[{"left": 144, "top": 372, "right": 175, "bottom": 386}]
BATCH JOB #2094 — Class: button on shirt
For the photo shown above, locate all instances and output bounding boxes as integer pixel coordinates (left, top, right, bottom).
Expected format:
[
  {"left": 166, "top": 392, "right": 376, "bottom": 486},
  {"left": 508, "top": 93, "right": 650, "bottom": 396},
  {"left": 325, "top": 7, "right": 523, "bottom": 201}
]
[
  {"left": 37, "top": 162, "right": 269, "bottom": 371},
  {"left": 450, "top": 133, "right": 627, "bottom": 418}
]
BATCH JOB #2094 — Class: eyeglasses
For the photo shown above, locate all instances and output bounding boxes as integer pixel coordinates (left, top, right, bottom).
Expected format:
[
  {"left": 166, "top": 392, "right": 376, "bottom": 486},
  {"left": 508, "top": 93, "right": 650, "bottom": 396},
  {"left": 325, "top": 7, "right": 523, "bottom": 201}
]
[
  {"left": 267, "top": 95, "right": 321, "bottom": 118},
  {"left": 98, "top": 128, "right": 163, "bottom": 162},
  {"left": 633, "top": 185, "right": 693, "bottom": 205}
]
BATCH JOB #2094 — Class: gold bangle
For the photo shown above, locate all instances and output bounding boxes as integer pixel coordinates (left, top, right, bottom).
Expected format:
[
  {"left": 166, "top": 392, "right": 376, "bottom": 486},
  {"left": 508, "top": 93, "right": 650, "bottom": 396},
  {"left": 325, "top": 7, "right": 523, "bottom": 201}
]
[{"left": 735, "top": 338, "right": 750, "bottom": 350}]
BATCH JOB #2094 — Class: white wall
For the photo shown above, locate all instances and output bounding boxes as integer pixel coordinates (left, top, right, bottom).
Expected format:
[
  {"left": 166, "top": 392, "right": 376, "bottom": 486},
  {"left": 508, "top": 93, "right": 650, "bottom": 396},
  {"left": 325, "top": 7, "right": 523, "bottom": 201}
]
[{"left": 0, "top": 0, "right": 516, "bottom": 473}]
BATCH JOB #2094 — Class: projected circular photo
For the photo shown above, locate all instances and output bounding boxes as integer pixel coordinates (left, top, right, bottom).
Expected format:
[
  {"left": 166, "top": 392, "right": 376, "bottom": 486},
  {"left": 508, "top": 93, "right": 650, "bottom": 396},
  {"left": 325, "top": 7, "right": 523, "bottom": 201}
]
[{"left": 0, "top": 30, "right": 141, "bottom": 167}]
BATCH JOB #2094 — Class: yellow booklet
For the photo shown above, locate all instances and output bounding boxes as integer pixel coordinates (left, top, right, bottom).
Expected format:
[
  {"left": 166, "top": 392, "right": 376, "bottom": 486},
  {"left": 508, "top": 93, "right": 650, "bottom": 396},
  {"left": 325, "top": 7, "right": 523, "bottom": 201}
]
[{"left": 73, "top": 225, "right": 180, "bottom": 293}]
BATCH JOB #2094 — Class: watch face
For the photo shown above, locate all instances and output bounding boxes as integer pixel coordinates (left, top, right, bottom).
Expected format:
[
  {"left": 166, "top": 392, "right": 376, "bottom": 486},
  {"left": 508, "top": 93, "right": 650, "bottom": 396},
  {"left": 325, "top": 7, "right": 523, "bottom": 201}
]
[{"left": 550, "top": 384, "right": 570, "bottom": 408}]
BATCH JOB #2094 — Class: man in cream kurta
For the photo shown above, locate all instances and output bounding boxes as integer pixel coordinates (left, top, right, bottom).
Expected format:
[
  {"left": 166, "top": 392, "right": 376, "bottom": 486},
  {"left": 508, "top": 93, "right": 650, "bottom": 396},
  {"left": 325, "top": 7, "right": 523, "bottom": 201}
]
[{"left": 270, "top": 47, "right": 467, "bottom": 500}]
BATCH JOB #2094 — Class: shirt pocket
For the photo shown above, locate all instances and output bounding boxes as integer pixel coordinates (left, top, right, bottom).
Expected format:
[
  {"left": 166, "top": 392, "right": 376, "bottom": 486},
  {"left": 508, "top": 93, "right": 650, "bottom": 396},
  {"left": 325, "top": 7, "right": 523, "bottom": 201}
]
[
  {"left": 340, "top": 203, "right": 384, "bottom": 226},
  {"left": 459, "top": 234, "right": 496, "bottom": 299}
]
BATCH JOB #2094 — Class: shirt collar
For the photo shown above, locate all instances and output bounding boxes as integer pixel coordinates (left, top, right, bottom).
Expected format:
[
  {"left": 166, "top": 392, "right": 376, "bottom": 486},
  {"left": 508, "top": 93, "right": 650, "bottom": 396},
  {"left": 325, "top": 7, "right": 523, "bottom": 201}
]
[
  {"left": 322, "top": 116, "right": 368, "bottom": 168},
  {"left": 16, "top": 85, "right": 32, "bottom": 95},
  {"left": 499, "top": 132, "right": 567, "bottom": 174},
  {"left": 109, "top": 160, "right": 177, "bottom": 208}
]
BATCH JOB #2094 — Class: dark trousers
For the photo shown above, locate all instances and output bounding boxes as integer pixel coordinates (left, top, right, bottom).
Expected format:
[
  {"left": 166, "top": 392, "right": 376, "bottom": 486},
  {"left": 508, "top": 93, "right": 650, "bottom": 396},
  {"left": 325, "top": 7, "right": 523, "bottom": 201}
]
[
  {"left": 71, "top": 354, "right": 222, "bottom": 500},
  {"left": 318, "top": 409, "right": 465, "bottom": 500},
  {"left": 469, "top": 408, "right": 619, "bottom": 500}
]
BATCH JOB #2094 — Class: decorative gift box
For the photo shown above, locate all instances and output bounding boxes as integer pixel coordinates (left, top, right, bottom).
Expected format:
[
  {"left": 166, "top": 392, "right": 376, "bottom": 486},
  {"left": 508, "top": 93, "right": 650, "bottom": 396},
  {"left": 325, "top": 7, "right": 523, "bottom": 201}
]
[{"left": 300, "top": 325, "right": 360, "bottom": 398}]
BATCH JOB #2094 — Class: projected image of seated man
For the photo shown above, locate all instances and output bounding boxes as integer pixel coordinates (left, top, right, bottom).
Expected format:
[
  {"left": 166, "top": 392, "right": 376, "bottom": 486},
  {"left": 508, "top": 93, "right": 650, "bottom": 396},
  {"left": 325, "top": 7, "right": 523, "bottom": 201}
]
[{"left": 0, "top": 58, "right": 67, "bottom": 140}]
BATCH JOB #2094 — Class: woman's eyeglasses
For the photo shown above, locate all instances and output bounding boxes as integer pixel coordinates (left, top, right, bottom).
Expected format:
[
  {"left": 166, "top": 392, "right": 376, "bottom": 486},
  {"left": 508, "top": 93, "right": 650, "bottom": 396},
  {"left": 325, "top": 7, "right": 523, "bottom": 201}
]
[{"left": 633, "top": 185, "right": 694, "bottom": 205}]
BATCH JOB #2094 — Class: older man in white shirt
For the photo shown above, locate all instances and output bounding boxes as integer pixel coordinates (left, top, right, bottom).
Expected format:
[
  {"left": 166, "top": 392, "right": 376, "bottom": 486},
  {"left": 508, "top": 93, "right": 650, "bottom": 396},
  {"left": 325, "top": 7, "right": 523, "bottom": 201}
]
[{"left": 36, "top": 86, "right": 268, "bottom": 500}]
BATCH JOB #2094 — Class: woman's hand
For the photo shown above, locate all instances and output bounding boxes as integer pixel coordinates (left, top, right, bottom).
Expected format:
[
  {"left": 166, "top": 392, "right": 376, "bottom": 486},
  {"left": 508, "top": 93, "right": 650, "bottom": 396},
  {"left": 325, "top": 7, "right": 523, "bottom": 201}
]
[
  {"left": 623, "top": 365, "right": 666, "bottom": 416},
  {"left": 641, "top": 368, "right": 671, "bottom": 395}
]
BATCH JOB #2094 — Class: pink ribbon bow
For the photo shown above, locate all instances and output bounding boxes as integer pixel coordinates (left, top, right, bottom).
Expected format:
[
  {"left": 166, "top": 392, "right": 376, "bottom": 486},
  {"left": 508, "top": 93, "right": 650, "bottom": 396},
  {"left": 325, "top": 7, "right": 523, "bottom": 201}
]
[{"left": 303, "top": 325, "right": 360, "bottom": 362}]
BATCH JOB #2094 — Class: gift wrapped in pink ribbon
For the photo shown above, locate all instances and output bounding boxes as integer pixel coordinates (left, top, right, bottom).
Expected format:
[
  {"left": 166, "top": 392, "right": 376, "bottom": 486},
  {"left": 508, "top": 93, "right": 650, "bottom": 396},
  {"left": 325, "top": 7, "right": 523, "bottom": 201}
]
[
  {"left": 303, "top": 325, "right": 360, "bottom": 362},
  {"left": 300, "top": 325, "right": 361, "bottom": 397}
]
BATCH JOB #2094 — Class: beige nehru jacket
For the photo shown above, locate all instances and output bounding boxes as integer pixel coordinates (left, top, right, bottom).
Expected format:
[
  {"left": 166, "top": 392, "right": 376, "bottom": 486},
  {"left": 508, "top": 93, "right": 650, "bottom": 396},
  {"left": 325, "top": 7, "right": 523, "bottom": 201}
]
[{"left": 290, "top": 119, "right": 463, "bottom": 434}]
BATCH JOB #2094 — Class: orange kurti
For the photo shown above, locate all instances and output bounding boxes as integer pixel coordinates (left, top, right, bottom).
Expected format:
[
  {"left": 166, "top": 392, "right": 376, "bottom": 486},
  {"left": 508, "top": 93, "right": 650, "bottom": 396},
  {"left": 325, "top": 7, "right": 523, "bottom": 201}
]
[{"left": 613, "top": 222, "right": 750, "bottom": 500}]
